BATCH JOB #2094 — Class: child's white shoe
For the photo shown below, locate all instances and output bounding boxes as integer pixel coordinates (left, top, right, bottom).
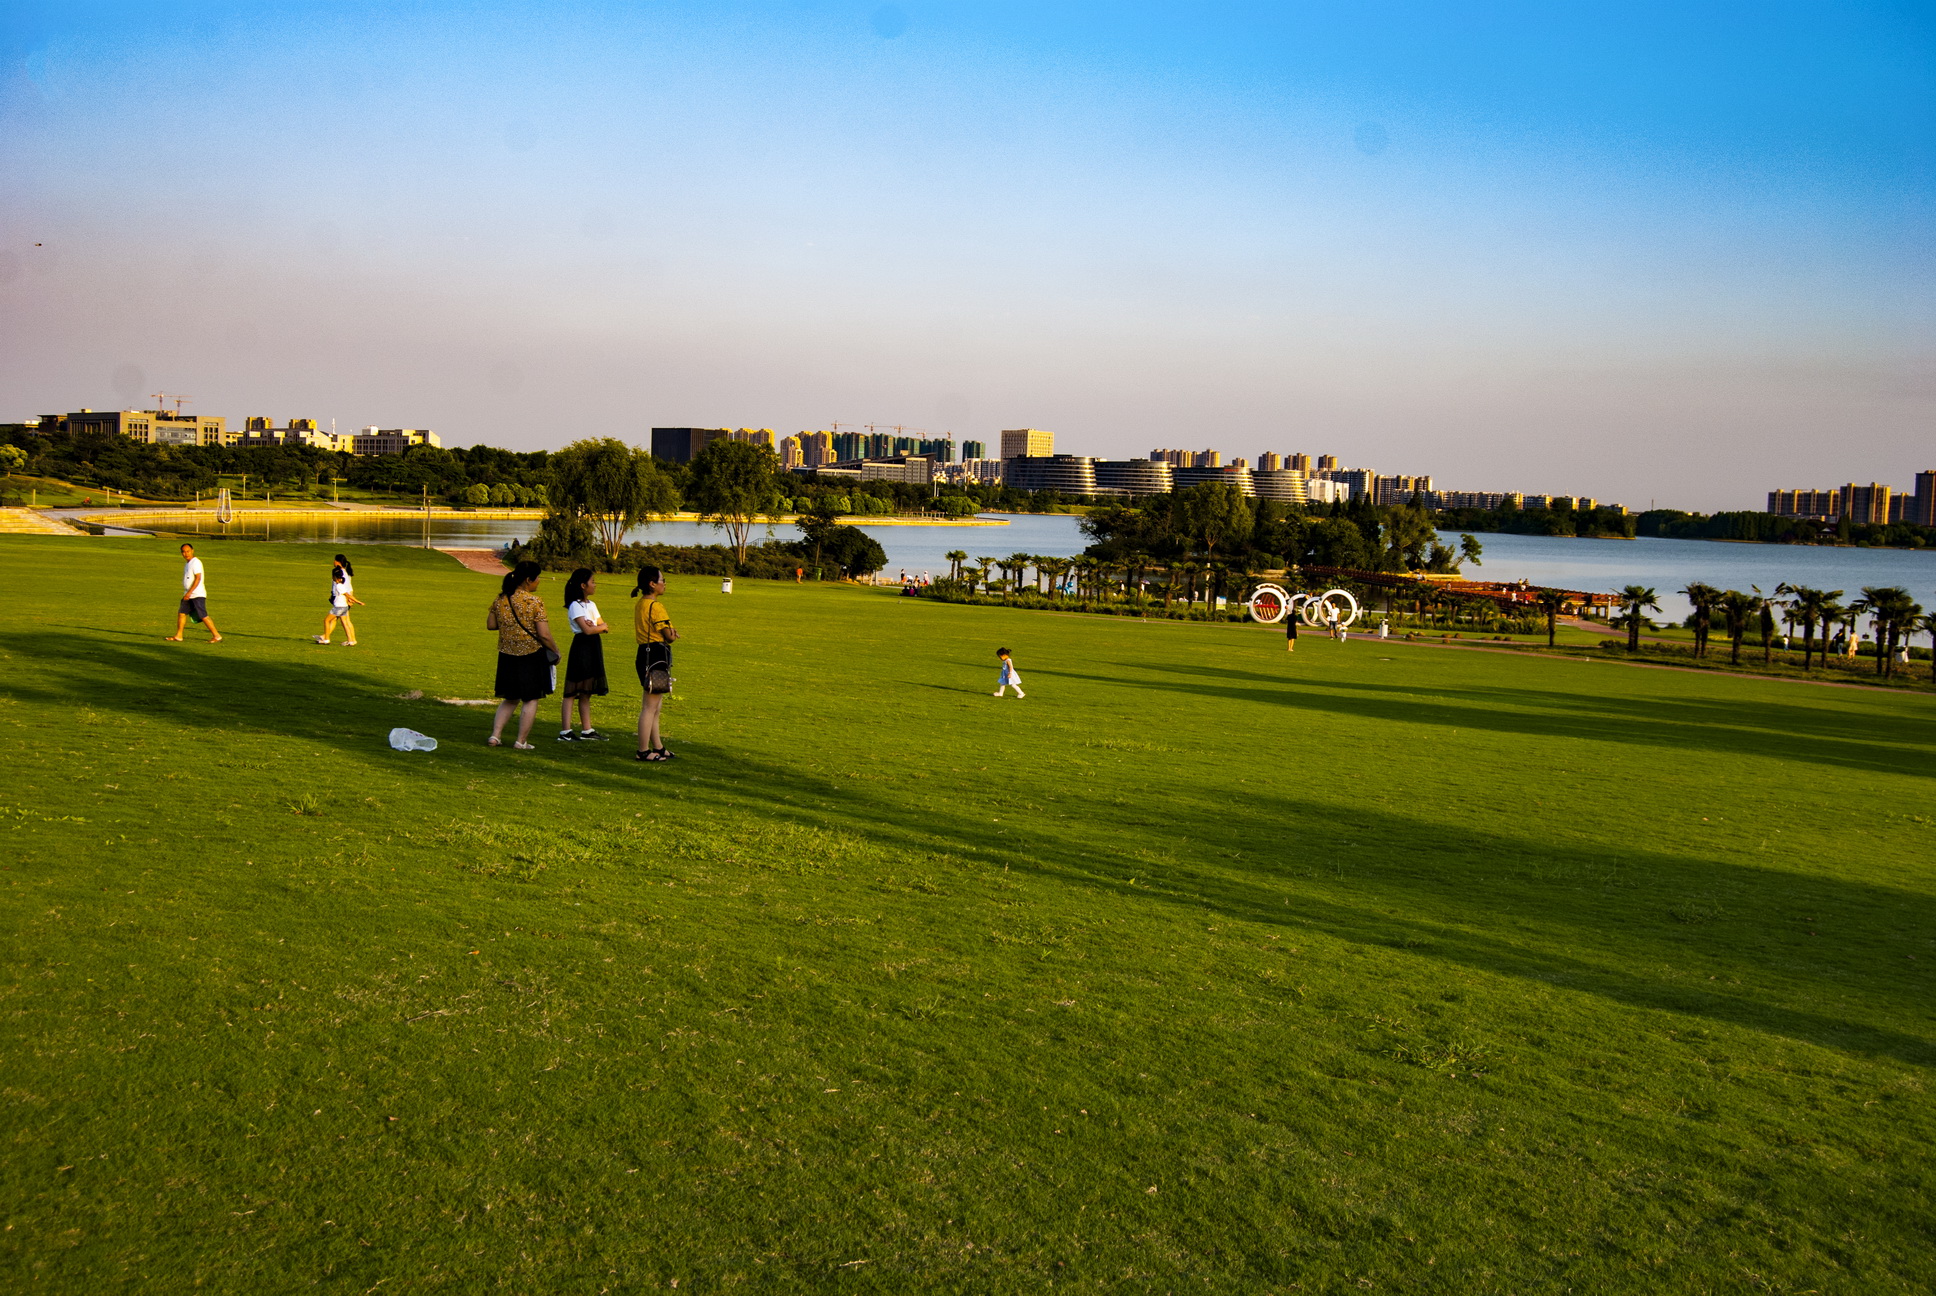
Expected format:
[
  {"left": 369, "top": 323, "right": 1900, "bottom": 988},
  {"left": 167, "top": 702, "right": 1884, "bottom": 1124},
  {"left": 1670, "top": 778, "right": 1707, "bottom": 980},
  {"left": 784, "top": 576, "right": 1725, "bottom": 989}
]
[
  {"left": 1014, "top": 690, "right": 1026, "bottom": 698},
  {"left": 992, "top": 690, "right": 1004, "bottom": 697}
]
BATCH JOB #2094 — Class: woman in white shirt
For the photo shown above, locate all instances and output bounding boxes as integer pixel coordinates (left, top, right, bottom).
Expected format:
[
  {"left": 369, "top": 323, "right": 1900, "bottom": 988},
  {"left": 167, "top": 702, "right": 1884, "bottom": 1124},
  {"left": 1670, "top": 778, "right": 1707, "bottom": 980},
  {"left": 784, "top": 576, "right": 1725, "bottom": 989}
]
[
  {"left": 315, "top": 554, "right": 365, "bottom": 645},
  {"left": 558, "top": 567, "right": 611, "bottom": 741}
]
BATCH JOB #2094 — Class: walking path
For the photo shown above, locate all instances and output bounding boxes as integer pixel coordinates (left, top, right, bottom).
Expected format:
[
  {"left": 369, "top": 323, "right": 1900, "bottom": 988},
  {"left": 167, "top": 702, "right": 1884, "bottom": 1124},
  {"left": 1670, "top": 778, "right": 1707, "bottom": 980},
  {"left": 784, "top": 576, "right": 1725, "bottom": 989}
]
[{"left": 437, "top": 548, "right": 510, "bottom": 575}]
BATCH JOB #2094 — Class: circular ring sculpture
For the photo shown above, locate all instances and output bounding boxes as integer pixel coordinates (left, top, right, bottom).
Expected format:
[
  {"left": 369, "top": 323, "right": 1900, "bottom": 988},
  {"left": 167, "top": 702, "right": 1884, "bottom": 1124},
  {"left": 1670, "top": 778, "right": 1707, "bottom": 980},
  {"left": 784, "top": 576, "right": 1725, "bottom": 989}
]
[
  {"left": 1301, "top": 588, "right": 1362, "bottom": 629},
  {"left": 1247, "top": 583, "right": 1290, "bottom": 623},
  {"left": 1246, "top": 585, "right": 1361, "bottom": 630}
]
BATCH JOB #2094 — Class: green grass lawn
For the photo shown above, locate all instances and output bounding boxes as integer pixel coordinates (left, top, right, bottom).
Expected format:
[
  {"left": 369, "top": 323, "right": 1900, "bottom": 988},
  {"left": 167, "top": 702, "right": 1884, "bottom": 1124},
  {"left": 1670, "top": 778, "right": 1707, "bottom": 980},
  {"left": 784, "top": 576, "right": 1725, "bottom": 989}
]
[{"left": 1, "top": 536, "right": 1931, "bottom": 1294}]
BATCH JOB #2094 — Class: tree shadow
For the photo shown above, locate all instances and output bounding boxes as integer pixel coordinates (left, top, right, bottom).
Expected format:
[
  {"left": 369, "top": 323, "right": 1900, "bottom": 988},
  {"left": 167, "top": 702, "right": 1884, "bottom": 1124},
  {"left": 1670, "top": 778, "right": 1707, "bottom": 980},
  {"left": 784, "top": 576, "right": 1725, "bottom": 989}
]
[
  {"left": 7, "top": 631, "right": 1930, "bottom": 1070},
  {"left": 1033, "top": 660, "right": 1935, "bottom": 780}
]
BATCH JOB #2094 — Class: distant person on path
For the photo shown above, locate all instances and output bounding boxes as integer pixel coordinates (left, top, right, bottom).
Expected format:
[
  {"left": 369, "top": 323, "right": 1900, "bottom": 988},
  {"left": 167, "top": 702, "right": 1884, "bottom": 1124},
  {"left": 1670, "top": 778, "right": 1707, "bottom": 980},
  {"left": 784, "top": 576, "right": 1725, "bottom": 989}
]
[
  {"left": 486, "top": 560, "right": 558, "bottom": 750},
  {"left": 559, "top": 567, "right": 611, "bottom": 742},
  {"left": 1377, "top": 618, "right": 1390, "bottom": 640},
  {"left": 166, "top": 543, "right": 222, "bottom": 643},
  {"left": 315, "top": 554, "right": 364, "bottom": 645},
  {"left": 1285, "top": 608, "right": 1299, "bottom": 654},
  {"left": 993, "top": 647, "right": 1025, "bottom": 698},
  {"left": 632, "top": 565, "right": 679, "bottom": 762}
]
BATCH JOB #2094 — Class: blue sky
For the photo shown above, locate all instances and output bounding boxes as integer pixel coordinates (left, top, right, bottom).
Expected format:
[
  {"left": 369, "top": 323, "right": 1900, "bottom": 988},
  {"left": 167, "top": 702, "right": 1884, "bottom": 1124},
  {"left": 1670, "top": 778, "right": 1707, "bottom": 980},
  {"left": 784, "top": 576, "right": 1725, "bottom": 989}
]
[{"left": 1, "top": 1, "right": 1931, "bottom": 508}]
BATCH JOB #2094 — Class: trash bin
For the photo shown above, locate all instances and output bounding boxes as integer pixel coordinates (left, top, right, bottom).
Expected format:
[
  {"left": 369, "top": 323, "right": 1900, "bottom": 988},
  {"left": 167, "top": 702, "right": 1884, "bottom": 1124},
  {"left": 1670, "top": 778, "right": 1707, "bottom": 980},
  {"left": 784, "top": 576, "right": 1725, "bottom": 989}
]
[{"left": 721, "top": 577, "right": 733, "bottom": 594}]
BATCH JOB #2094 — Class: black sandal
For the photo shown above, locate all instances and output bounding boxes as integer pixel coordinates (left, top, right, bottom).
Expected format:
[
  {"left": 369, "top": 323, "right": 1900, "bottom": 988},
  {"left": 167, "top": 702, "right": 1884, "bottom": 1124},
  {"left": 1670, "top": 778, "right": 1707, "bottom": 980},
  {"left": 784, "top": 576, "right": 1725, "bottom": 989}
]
[
  {"left": 635, "top": 749, "right": 663, "bottom": 762},
  {"left": 655, "top": 747, "right": 676, "bottom": 760}
]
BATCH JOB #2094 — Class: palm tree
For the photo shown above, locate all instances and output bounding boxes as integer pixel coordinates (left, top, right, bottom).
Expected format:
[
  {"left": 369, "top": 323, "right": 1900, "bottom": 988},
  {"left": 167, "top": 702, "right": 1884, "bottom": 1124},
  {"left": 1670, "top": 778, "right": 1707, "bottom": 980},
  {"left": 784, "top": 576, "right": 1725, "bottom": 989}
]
[
  {"left": 1716, "top": 589, "right": 1761, "bottom": 665},
  {"left": 1919, "top": 610, "right": 1936, "bottom": 683},
  {"left": 1534, "top": 588, "right": 1568, "bottom": 647},
  {"left": 1680, "top": 583, "right": 1721, "bottom": 658},
  {"left": 1854, "top": 586, "right": 1920, "bottom": 678},
  {"left": 1160, "top": 561, "right": 1179, "bottom": 610},
  {"left": 1782, "top": 586, "right": 1840, "bottom": 671},
  {"left": 944, "top": 549, "right": 967, "bottom": 582},
  {"left": 1176, "top": 561, "right": 1204, "bottom": 617},
  {"left": 974, "top": 556, "right": 997, "bottom": 596},
  {"left": 1619, "top": 585, "right": 1659, "bottom": 652},
  {"left": 1005, "top": 552, "right": 1034, "bottom": 599}
]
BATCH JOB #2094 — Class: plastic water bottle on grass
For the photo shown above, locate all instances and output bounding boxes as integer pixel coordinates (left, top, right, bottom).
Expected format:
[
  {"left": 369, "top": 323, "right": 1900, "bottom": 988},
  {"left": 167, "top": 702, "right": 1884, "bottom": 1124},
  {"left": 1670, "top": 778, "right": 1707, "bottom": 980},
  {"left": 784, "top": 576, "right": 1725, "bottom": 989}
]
[{"left": 388, "top": 728, "right": 438, "bottom": 752}]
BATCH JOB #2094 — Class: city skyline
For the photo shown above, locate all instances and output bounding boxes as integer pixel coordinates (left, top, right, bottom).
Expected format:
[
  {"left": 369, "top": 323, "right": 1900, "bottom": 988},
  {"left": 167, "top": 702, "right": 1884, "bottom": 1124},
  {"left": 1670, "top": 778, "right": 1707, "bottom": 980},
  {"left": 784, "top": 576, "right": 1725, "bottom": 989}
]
[{"left": 2, "top": 2, "right": 1930, "bottom": 513}]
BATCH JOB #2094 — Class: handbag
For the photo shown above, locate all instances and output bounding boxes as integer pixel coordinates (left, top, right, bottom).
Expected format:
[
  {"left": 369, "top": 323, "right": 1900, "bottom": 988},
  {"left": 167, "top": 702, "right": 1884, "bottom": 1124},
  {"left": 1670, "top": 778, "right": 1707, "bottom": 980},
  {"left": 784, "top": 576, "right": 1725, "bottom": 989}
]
[{"left": 505, "top": 595, "right": 560, "bottom": 665}]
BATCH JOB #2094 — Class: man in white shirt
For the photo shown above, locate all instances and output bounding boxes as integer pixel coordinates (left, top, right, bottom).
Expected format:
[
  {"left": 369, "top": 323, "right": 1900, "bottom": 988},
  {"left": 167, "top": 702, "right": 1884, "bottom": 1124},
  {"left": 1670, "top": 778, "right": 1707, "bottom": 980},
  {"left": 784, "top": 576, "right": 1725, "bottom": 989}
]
[{"left": 165, "top": 542, "right": 223, "bottom": 643}]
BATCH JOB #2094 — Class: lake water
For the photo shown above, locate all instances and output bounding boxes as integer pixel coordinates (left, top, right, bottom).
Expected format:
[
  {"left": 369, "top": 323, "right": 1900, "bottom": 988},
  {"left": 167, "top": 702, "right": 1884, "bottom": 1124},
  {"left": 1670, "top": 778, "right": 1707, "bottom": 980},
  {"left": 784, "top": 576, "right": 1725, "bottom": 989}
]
[
  {"left": 1440, "top": 530, "right": 1936, "bottom": 622},
  {"left": 148, "top": 510, "right": 1933, "bottom": 621}
]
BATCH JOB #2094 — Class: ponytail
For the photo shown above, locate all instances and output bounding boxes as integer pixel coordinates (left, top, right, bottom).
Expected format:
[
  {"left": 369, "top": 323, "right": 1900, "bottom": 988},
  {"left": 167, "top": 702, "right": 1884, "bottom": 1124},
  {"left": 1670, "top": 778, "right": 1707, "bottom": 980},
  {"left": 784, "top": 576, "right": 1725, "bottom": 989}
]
[
  {"left": 500, "top": 560, "right": 541, "bottom": 599},
  {"left": 333, "top": 552, "right": 354, "bottom": 578},
  {"left": 631, "top": 565, "right": 663, "bottom": 597}
]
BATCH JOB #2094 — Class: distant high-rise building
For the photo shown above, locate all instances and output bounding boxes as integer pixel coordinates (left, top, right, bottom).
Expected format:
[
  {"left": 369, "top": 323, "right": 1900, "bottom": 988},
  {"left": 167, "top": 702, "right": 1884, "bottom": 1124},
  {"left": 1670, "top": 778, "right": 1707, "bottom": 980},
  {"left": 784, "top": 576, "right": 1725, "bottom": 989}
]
[
  {"left": 1316, "top": 454, "right": 1338, "bottom": 471},
  {"left": 779, "top": 435, "right": 803, "bottom": 469},
  {"left": 1840, "top": 482, "right": 1892, "bottom": 525},
  {"left": 1913, "top": 471, "right": 1936, "bottom": 526},
  {"left": 915, "top": 437, "right": 955, "bottom": 462},
  {"left": 961, "top": 439, "right": 986, "bottom": 460},
  {"left": 1256, "top": 452, "right": 1282, "bottom": 472},
  {"left": 1372, "top": 475, "right": 1434, "bottom": 507},
  {"left": 831, "top": 432, "right": 865, "bottom": 462},
  {"left": 1288, "top": 453, "right": 1311, "bottom": 471},
  {"left": 651, "top": 428, "right": 721, "bottom": 463},
  {"left": 1001, "top": 428, "right": 1055, "bottom": 459},
  {"left": 1328, "top": 468, "right": 1373, "bottom": 501},
  {"left": 1768, "top": 489, "right": 1840, "bottom": 520},
  {"left": 799, "top": 431, "right": 834, "bottom": 468}
]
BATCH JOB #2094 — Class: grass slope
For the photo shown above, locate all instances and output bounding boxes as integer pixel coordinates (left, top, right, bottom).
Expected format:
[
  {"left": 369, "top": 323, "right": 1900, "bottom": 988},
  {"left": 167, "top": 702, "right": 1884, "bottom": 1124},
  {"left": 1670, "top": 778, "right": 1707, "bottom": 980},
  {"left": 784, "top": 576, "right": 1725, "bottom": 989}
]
[{"left": 0, "top": 536, "right": 1931, "bottom": 1294}]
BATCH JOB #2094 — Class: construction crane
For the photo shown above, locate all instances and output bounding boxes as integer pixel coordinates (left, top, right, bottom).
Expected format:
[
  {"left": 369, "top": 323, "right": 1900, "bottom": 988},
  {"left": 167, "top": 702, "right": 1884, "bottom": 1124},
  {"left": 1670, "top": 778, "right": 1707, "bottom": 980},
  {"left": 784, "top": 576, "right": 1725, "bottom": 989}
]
[{"left": 149, "top": 392, "right": 192, "bottom": 413}]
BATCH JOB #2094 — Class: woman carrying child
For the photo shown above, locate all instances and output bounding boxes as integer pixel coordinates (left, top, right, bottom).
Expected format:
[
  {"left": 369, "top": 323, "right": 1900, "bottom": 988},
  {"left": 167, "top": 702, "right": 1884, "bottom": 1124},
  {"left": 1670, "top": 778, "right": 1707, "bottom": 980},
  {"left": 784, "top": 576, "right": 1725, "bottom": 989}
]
[
  {"left": 558, "top": 567, "right": 611, "bottom": 742},
  {"left": 315, "top": 553, "right": 364, "bottom": 645},
  {"left": 632, "top": 565, "right": 679, "bottom": 762}
]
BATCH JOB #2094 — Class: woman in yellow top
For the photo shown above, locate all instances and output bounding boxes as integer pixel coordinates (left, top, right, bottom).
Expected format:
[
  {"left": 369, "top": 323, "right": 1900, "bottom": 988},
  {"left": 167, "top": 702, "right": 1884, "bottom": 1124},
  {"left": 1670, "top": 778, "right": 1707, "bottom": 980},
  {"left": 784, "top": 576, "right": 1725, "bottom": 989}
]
[
  {"left": 485, "top": 560, "right": 560, "bottom": 750},
  {"left": 632, "top": 565, "right": 679, "bottom": 761}
]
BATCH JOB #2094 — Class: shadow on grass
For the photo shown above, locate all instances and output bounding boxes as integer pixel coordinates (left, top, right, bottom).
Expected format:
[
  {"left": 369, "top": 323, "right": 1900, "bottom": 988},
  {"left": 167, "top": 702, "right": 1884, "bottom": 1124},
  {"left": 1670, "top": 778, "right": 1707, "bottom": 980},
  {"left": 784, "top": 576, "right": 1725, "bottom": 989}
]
[
  {"left": 7, "top": 632, "right": 1932, "bottom": 1070},
  {"left": 1040, "top": 659, "right": 1936, "bottom": 780}
]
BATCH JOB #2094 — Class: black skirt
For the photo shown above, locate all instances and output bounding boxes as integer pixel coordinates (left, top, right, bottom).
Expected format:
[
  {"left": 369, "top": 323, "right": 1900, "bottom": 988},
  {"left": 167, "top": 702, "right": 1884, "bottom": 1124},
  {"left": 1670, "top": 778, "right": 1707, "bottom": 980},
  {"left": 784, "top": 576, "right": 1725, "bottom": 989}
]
[
  {"left": 494, "top": 650, "right": 554, "bottom": 702},
  {"left": 562, "top": 634, "right": 608, "bottom": 697}
]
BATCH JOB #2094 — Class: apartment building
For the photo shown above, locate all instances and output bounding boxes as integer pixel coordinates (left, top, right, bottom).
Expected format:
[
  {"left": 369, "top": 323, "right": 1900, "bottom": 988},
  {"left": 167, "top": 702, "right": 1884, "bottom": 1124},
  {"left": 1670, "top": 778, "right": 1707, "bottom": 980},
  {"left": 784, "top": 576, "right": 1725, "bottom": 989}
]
[
  {"left": 1840, "top": 483, "right": 1892, "bottom": 525},
  {"left": 1768, "top": 489, "right": 1840, "bottom": 520},
  {"left": 1372, "top": 474, "right": 1434, "bottom": 507},
  {"left": 1001, "top": 428, "right": 1055, "bottom": 459},
  {"left": 961, "top": 439, "right": 986, "bottom": 460},
  {"left": 1150, "top": 448, "right": 1221, "bottom": 468}
]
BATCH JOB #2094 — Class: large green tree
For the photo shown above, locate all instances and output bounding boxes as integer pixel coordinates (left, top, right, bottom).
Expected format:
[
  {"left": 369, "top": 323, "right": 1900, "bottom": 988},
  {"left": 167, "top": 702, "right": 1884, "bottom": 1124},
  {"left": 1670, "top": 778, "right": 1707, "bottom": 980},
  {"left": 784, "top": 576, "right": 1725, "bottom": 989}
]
[
  {"left": 549, "top": 438, "right": 679, "bottom": 559},
  {"left": 1174, "top": 482, "right": 1252, "bottom": 559},
  {"left": 686, "top": 439, "right": 779, "bottom": 564}
]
